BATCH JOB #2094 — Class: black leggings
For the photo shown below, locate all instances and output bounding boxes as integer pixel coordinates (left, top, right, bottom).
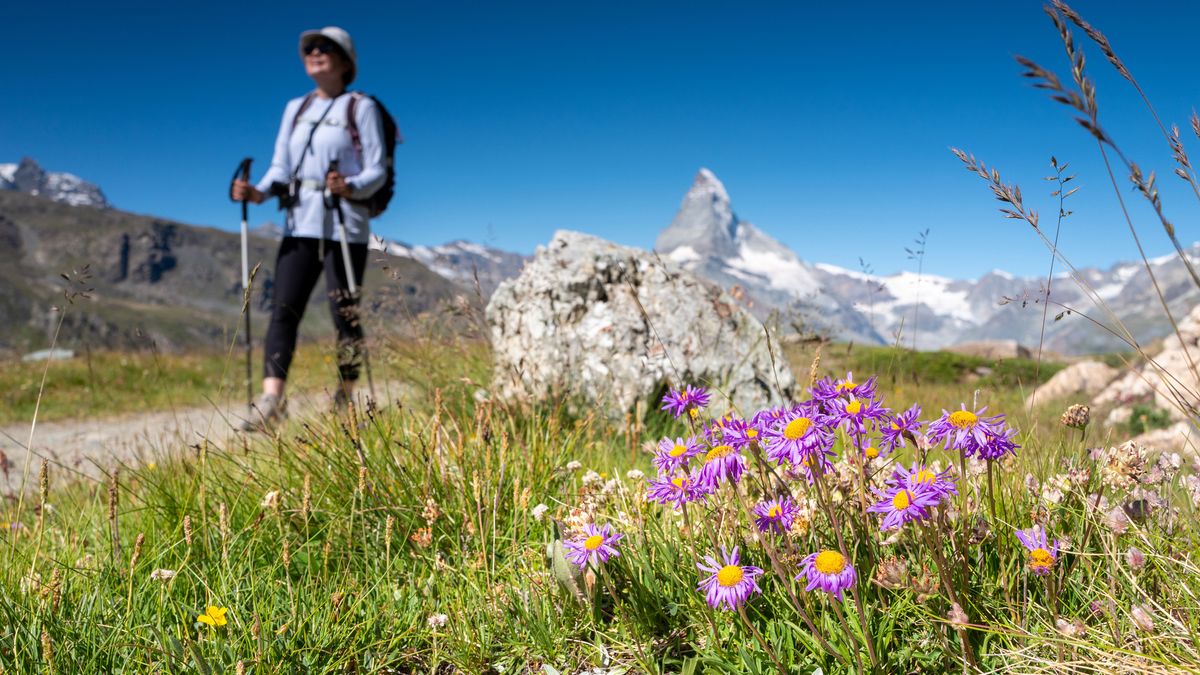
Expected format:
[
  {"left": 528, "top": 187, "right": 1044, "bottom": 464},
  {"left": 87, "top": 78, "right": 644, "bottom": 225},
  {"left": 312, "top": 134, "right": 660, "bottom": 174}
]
[{"left": 263, "top": 236, "right": 368, "bottom": 382}]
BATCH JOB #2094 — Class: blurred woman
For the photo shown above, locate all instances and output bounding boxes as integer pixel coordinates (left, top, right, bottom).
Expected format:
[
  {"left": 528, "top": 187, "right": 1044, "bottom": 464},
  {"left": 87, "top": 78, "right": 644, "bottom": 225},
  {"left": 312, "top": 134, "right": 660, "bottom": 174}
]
[{"left": 230, "top": 26, "right": 385, "bottom": 430}]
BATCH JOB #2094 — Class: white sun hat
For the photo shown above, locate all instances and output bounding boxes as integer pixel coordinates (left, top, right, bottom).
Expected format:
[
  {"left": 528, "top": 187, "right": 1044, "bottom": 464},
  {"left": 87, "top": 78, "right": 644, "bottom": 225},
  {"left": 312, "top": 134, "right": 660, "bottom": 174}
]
[{"left": 299, "top": 26, "right": 357, "bottom": 84}]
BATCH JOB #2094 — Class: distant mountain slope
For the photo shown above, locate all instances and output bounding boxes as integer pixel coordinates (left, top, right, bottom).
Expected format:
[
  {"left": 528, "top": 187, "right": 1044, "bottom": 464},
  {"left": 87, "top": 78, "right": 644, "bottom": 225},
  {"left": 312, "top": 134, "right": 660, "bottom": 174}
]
[
  {"left": 381, "top": 239, "right": 526, "bottom": 298},
  {"left": 1, "top": 157, "right": 109, "bottom": 208},
  {"left": 656, "top": 168, "right": 1200, "bottom": 354},
  {"left": 0, "top": 190, "right": 465, "bottom": 354}
]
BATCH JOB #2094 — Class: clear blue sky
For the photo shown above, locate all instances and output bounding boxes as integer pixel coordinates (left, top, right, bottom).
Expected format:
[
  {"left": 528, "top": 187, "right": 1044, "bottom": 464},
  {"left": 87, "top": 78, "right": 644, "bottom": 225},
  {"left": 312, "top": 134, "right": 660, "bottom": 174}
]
[{"left": 5, "top": 0, "right": 1200, "bottom": 279}]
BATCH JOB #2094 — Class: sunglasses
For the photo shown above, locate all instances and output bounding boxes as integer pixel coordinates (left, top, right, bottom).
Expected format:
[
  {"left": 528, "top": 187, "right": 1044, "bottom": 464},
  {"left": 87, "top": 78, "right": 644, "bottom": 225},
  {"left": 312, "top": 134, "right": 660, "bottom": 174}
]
[{"left": 304, "top": 41, "right": 338, "bottom": 56}]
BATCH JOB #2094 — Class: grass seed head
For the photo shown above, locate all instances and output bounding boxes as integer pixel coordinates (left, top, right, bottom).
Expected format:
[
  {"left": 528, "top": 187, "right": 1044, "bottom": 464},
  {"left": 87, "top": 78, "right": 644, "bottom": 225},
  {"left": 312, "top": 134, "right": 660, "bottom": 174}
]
[
  {"left": 302, "top": 474, "right": 312, "bottom": 519},
  {"left": 130, "top": 532, "right": 145, "bottom": 570},
  {"left": 39, "top": 459, "right": 48, "bottom": 507},
  {"left": 183, "top": 515, "right": 193, "bottom": 547},
  {"left": 40, "top": 631, "right": 52, "bottom": 665}
]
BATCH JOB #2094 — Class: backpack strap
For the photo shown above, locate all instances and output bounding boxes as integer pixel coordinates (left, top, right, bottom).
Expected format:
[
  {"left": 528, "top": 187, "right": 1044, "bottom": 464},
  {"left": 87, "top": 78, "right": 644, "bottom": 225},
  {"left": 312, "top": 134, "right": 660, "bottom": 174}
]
[
  {"left": 345, "top": 92, "right": 365, "bottom": 159},
  {"left": 290, "top": 92, "right": 318, "bottom": 133}
]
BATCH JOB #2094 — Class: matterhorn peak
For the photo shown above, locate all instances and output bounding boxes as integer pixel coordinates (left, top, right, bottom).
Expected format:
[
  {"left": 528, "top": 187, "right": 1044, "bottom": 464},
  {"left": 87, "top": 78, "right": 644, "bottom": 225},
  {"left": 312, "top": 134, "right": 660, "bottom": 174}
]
[
  {"left": 687, "top": 167, "right": 730, "bottom": 203},
  {"left": 655, "top": 167, "right": 739, "bottom": 259}
]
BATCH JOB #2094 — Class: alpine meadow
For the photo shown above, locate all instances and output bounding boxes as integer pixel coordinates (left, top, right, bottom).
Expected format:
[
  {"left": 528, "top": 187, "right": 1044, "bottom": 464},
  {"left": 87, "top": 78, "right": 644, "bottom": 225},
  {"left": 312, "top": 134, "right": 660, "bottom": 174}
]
[{"left": 7, "top": 2, "right": 1200, "bottom": 674}]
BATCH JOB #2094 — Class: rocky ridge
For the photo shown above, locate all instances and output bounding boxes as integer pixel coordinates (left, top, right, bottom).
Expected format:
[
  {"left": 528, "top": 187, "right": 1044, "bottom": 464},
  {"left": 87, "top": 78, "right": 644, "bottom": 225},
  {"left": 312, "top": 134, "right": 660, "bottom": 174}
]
[{"left": 1, "top": 157, "right": 109, "bottom": 208}]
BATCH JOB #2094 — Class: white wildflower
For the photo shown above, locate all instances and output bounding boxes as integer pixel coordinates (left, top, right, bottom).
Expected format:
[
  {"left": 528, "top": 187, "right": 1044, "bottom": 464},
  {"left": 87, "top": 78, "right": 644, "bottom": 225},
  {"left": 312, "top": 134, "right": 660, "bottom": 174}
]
[
  {"left": 565, "top": 461, "right": 582, "bottom": 472},
  {"left": 625, "top": 469, "right": 644, "bottom": 481},
  {"left": 1131, "top": 604, "right": 1155, "bottom": 632},
  {"left": 427, "top": 613, "right": 448, "bottom": 629},
  {"left": 1055, "top": 618, "right": 1086, "bottom": 638},
  {"left": 149, "top": 568, "right": 176, "bottom": 582},
  {"left": 261, "top": 490, "right": 281, "bottom": 509},
  {"left": 531, "top": 504, "right": 549, "bottom": 522}
]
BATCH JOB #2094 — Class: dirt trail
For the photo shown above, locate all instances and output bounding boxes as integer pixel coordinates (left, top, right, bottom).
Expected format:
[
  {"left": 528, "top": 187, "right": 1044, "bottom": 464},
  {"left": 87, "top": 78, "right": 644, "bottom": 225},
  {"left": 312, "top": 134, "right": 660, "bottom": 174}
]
[{"left": 0, "top": 382, "right": 410, "bottom": 495}]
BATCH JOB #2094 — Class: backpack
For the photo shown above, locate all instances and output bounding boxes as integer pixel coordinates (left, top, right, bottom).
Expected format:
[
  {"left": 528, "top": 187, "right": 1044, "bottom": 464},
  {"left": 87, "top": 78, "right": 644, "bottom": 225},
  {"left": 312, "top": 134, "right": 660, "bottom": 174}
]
[{"left": 292, "top": 91, "right": 403, "bottom": 217}]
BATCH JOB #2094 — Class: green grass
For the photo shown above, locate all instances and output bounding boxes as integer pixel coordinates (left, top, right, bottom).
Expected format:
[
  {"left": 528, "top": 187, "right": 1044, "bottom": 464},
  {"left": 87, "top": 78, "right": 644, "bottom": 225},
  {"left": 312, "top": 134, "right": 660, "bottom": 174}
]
[
  {"left": 0, "top": 340, "right": 432, "bottom": 427},
  {"left": 2, "top": 335, "right": 1197, "bottom": 673}
]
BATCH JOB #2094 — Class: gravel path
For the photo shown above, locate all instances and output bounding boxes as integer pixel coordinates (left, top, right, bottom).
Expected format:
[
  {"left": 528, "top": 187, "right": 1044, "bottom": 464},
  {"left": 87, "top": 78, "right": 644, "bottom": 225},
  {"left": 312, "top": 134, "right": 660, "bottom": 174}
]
[{"left": 0, "top": 383, "right": 410, "bottom": 495}]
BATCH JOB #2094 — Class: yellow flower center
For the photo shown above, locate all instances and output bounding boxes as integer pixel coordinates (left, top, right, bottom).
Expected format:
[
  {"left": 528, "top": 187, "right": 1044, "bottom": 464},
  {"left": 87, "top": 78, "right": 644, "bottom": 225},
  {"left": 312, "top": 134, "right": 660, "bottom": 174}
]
[
  {"left": 688, "top": 408, "right": 699, "bottom": 419},
  {"left": 767, "top": 505, "right": 782, "bottom": 518},
  {"left": 892, "top": 489, "right": 912, "bottom": 510},
  {"left": 705, "top": 445, "right": 734, "bottom": 463},
  {"left": 814, "top": 550, "right": 847, "bottom": 575},
  {"left": 717, "top": 565, "right": 745, "bottom": 587},
  {"left": 1029, "top": 548, "right": 1055, "bottom": 570},
  {"left": 747, "top": 429, "right": 758, "bottom": 439},
  {"left": 584, "top": 535, "right": 604, "bottom": 551},
  {"left": 783, "top": 417, "right": 812, "bottom": 440},
  {"left": 671, "top": 476, "right": 688, "bottom": 489},
  {"left": 864, "top": 447, "right": 880, "bottom": 459},
  {"left": 845, "top": 400, "right": 862, "bottom": 415},
  {"left": 948, "top": 410, "right": 978, "bottom": 429},
  {"left": 670, "top": 444, "right": 688, "bottom": 457},
  {"left": 915, "top": 470, "right": 937, "bottom": 484},
  {"left": 838, "top": 380, "right": 857, "bottom": 392},
  {"left": 890, "top": 421, "right": 901, "bottom": 430}
]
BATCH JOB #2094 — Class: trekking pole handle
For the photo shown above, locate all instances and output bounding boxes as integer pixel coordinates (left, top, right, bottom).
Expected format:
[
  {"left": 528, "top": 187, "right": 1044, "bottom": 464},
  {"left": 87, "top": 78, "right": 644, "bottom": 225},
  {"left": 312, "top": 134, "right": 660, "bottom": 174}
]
[
  {"left": 326, "top": 159, "right": 341, "bottom": 205},
  {"left": 231, "top": 157, "right": 254, "bottom": 202}
]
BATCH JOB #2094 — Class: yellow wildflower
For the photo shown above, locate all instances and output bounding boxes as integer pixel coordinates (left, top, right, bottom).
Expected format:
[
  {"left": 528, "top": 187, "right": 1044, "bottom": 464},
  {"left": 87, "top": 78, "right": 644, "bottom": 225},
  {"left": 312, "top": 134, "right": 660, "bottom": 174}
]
[{"left": 197, "top": 605, "right": 228, "bottom": 628}]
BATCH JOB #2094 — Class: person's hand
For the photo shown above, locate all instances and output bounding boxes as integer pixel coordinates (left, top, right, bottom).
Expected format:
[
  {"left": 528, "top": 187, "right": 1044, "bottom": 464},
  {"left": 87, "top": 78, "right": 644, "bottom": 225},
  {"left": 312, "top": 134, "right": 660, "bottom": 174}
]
[
  {"left": 326, "top": 171, "right": 352, "bottom": 198},
  {"left": 231, "top": 179, "right": 265, "bottom": 204}
]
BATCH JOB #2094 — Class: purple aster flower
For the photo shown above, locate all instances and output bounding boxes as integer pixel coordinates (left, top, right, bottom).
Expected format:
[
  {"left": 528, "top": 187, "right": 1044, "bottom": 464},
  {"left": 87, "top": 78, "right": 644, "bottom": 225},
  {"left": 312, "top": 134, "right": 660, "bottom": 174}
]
[
  {"left": 892, "top": 462, "right": 958, "bottom": 501},
  {"left": 721, "top": 417, "right": 765, "bottom": 451},
  {"left": 880, "top": 404, "right": 923, "bottom": 451},
  {"left": 798, "top": 549, "right": 857, "bottom": 600},
  {"left": 752, "top": 497, "right": 797, "bottom": 534},
  {"left": 827, "top": 396, "right": 890, "bottom": 434},
  {"left": 762, "top": 411, "right": 834, "bottom": 466},
  {"left": 975, "top": 423, "right": 1020, "bottom": 461},
  {"left": 1016, "top": 525, "right": 1060, "bottom": 576},
  {"left": 704, "top": 413, "right": 736, "bottom": 445},
  {"left": 661, "top": 385, "right": 711, "bottom": 419},
  {"left": 750, "top": 405, "right": 789, "bottom": 430},
  {"left": 696, "top": 546, "right": 763, "bottom": 610},
  {"left": 653, "top": 436, "right": 703, "bottom": 475},
  {"left": 645, "top": 472, "right": 710, "bottom": 510},
  {"left": 563, "top": 523, "right": 623, "bottom": 569},
  {"left": 793, "top": 446, "right": 837, "bottom": 484},
  {"left": 857, "top": 437, "right": 887, "bottom": 462},
  {"left": 867, "top": 485, "right": 941, "bottom": 530},
  {"left": 927, "top": 405, "right": 1002, "bottom": 452},
  {"left": 811, "top": 371, "right": 878, "bottom": 402},
  {"left": 695, "top": 443, "right": 746, "bottom": 487}
]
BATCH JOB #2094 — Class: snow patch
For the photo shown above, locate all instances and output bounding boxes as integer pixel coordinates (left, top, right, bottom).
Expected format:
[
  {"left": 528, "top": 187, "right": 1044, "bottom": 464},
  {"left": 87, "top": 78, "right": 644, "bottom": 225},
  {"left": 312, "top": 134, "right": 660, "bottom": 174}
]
[
  {"left": 667, "top": 246, "right": 701, "bottom": 264},
  {"left": 873, "top": 271, "right": 976, "bottom": 323},
  {"left": 725, "top": 241, "right": 821, "bottom": 297}
]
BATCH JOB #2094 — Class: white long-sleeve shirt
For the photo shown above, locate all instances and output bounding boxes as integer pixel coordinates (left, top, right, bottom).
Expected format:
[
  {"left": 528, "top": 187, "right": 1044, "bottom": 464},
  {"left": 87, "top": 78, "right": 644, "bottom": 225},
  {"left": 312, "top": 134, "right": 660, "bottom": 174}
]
[{"left": 255, "top": 92, "right": 386, "bottom": 243}]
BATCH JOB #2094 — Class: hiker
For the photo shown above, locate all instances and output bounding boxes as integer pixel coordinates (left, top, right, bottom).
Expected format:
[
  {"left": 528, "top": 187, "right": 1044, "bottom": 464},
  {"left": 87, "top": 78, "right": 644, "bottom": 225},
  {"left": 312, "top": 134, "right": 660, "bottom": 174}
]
[{"left": 230, "top": 26, "right": 386, "bottom": 429}]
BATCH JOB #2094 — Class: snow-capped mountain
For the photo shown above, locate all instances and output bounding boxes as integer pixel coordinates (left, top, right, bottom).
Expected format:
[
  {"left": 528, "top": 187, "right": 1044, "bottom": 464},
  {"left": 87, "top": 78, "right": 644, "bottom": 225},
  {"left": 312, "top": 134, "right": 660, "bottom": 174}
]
[
  {"left": 0, "top": 157, "right": 109, "bottom": 208},
  {"left": 379, "top": 239, "right": 527, "bottom": 297},
  {"left": 656, "top": 169, "right": 880, "bottom": 343},
  {"left": 656, "top": 168, "right": 1200, "bottom": 354}
]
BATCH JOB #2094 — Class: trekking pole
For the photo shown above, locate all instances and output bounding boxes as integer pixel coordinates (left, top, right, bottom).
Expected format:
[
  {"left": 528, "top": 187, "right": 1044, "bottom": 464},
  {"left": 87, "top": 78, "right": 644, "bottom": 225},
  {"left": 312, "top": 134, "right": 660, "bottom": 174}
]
[
  {"left": 231, "top": 157, "right": 254, "bottom": 409},
  {"left": 326, "top": 160, "right": 376, "bottom": 403}
]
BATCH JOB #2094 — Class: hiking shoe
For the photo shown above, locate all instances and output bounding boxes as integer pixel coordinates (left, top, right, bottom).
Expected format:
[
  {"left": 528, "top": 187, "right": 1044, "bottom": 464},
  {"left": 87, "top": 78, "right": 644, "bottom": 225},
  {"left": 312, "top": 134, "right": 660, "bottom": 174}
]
[
  {"left": 332, "top": 388, "right": 351, "bottom": 414},
  {"left": 240, "top": 393, "right": 287, "bottom": 432}
]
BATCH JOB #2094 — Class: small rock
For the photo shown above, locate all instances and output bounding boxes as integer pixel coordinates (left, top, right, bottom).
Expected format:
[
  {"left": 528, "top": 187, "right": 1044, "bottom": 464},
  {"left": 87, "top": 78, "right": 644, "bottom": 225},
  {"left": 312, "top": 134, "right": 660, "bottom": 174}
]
[
  {"left": 1026, "top": 360, "right": 1119, "bottom": 408},
  {"left": 946, "top": 340, "right": 1031, "bottom": 360}
]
